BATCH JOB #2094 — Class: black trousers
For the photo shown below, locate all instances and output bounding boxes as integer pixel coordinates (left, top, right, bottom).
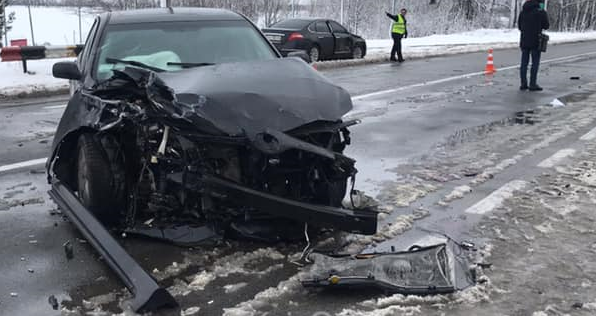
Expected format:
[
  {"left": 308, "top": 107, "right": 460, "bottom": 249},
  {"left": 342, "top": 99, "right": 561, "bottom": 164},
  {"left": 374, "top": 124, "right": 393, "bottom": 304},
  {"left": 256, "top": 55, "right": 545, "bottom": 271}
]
[
  {"left": 520, "top": 48, "right": 542, "bottom": 87},
  {"left": 391, "top": 33, "right": 404, "bottom": 61}
]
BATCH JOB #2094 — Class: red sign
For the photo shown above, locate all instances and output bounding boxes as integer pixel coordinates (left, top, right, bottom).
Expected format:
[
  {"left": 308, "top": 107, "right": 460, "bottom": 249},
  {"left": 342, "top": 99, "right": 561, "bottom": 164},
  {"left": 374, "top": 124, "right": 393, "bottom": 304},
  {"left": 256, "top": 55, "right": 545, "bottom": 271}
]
[{"left": 10, "top": 39, "right": 28, "bottom": 47}]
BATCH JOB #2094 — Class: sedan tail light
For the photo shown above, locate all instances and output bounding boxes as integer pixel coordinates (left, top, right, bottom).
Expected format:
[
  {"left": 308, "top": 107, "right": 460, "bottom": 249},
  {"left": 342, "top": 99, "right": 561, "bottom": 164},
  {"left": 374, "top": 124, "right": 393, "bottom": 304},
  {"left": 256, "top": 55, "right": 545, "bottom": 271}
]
[{"left": 288, "top": 32, "right": 304, "bottom": 41}]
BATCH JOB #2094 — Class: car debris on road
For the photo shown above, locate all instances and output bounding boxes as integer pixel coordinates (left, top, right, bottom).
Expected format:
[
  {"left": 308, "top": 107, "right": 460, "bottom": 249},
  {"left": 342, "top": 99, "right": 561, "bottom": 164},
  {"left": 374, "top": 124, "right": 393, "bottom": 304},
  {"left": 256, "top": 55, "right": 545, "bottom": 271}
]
[
  {"left": 301, "top": 240, "right": 477, "bottom": 295},
  {"left": 48, "top": 295, "right": 59, "bottom": 310}
]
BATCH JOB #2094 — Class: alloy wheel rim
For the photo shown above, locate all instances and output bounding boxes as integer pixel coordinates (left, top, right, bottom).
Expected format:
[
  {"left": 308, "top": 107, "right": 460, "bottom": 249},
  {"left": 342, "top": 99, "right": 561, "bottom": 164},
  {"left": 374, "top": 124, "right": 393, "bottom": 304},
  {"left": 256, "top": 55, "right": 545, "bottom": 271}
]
[{"left": 310, "top": 47, "right": 319, "bottom": 62}]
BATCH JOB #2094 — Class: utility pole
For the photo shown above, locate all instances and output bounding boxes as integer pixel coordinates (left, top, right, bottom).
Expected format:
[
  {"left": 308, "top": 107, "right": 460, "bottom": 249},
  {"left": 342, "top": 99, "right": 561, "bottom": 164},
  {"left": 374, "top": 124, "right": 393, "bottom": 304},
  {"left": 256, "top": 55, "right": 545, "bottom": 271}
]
[
  {"left": 544, "top": 0, "right": 548, "bottom": 10},
  {"left": 340, "top": 0, "right": 343, "bottom": 24},
  {"left": 78, "top": 6, "right": 82, "bottom": 43},
  {"left": 160, "top": 0, "right": 171, "bottom": 8},
  {"left": 291, "top": 0, "right": 295, "bottom": 18},
  {"left": 27, "top": 1, "right": 34, "bottom": 45}
]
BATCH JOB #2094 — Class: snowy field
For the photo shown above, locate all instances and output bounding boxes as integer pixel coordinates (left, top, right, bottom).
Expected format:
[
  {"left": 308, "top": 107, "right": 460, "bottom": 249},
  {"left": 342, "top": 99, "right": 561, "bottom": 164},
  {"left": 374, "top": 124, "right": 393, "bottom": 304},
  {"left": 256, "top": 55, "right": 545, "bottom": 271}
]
[
  {"left": 2, "top": 5, "right": 596, "bottom": 97},
  {"left": 1, "top": 5, "right": 96, "bottom": 98},
  {"left": 4, "top": 6, "right": 96, "bottom": 46}
]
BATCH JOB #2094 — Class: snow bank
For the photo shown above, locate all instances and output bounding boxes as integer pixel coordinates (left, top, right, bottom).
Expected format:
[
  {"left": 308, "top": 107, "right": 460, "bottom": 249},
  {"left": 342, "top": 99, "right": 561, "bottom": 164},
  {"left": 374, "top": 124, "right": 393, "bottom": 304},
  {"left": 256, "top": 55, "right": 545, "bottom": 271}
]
[
  {"left": 316, "top": 29, "right": 596, "bottom": 70},
  {"left": 0, "top": 58, "right": 73, "bottom": 98}
]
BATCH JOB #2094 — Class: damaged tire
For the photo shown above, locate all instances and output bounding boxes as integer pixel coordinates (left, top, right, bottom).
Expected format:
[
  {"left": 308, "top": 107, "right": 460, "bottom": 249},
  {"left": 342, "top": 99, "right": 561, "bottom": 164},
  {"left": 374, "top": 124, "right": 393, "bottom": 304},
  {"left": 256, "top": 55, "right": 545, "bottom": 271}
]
[{"left": 76, "top": 133, "right": 122, "bottom": 224}]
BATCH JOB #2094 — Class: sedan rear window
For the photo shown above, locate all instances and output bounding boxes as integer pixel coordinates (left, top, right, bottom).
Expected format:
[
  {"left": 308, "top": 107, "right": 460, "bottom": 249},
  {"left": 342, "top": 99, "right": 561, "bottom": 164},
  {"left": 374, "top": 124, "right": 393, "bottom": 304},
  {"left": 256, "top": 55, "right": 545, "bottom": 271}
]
[
  {"left": 270, "top": 19, "right": 310, "bottom": 29},
  {"left": 95, "top": 20, "right": 277, "bottom": 80}
]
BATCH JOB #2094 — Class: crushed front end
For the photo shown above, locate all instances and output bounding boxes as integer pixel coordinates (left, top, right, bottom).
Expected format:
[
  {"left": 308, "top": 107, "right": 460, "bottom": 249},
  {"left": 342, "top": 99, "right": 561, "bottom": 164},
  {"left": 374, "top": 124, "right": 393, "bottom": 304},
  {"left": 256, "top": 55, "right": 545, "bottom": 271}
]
[{"left": 48, "top": 59, "right": 378, "bottom": 244}]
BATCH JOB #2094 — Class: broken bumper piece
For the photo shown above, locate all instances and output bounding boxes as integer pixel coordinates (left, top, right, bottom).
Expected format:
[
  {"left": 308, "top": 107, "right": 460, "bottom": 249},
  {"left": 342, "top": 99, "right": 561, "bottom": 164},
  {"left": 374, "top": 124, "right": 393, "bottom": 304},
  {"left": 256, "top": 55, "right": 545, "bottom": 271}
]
[
  {"left": 48, "top": 180, "right": 178, "bottom": 312},
  {"left": 301, "top": 242, "right": 476, "bottom": 294}
]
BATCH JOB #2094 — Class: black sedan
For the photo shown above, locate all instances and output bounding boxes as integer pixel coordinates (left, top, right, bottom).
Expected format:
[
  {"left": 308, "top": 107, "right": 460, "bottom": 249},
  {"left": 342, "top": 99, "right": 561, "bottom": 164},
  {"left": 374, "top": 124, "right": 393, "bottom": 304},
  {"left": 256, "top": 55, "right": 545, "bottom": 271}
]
[{"left": 262, "top": 18, "right": 366, "bottom": 62}]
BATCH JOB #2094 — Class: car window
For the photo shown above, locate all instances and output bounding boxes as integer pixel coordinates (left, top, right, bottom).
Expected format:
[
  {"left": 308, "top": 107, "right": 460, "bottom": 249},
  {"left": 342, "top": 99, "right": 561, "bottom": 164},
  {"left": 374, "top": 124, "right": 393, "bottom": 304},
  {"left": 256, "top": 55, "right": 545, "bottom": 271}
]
[
  {"left": 328, "top": 21, "right": 348, "bottom": 34},
  {"left": 307, "top": 22, "right": 316, "bottom": 33},
  {"left": 271, "top": 19, "right": 310, "bottom": 29},
  {"left": 315, "top": 21, "right": 331, "bottom": 33},
  {"left": 94, "top": 20, "right": 278, "bottom": 81}
]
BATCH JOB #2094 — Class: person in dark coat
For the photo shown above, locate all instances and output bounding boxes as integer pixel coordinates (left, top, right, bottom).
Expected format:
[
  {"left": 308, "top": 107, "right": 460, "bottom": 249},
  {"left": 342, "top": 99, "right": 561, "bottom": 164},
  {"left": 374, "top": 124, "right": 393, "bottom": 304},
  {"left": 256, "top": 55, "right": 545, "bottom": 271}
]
[
  {"left": 518, "top": 0, "right": 549, "bottom": 91},
  {"left": 386, "top": 8, "right": 408, "bottom": 62}
]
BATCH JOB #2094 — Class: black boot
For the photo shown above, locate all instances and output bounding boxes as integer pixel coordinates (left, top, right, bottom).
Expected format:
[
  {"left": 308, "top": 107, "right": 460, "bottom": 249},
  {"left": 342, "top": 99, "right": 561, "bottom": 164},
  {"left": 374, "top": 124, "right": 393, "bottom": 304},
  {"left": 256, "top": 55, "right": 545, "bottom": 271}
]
[{"left": 529, "top": 85, "right": 543, "bottom": 91}]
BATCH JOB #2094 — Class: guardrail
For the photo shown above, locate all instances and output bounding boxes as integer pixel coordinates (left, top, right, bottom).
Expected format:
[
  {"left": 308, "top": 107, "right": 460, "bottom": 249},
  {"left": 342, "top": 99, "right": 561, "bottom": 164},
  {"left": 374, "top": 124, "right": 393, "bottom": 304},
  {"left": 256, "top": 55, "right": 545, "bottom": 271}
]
[{"left": 0, "top": 45, "right": 83, "bottom": 73}]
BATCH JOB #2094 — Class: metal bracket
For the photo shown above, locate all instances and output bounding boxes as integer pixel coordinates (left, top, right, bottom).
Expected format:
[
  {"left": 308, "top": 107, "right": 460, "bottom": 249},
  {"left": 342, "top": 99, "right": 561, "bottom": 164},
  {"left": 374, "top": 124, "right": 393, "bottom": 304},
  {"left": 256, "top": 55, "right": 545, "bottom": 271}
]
[{"left": 203, "top": 175, "right": 377, "bottom": 235}]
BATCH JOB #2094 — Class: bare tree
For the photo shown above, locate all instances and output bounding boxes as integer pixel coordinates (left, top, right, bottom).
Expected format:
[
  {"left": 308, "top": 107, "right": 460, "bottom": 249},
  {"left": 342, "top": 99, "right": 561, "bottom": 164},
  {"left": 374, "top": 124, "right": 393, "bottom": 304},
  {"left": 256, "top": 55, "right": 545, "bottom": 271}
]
[
  {"left": 262, "top": 0, "right": 285, "bottom": 26},
  {"left": 1, "top": 0, "right": 16, "bottom": 47},
  {"left": 4, "top": 0, "right": 596, "bottom": 40}
]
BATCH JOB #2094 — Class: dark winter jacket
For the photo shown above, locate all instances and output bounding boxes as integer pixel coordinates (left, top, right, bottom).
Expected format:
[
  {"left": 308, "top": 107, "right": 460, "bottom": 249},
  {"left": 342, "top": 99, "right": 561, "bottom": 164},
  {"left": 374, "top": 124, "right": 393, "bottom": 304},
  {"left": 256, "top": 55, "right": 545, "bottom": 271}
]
[
  {"left": 386, "top": 12, "right": 408, "bottom": 37},
  {"left": 518, "top": 0, "right": 549, "bottom": 49}
]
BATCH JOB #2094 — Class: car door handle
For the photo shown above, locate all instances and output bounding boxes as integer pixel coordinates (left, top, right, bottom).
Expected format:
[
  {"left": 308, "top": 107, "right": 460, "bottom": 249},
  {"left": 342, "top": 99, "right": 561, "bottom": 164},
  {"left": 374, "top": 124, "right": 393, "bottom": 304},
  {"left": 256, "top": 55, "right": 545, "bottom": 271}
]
[{"left": 318, "top": 36, "right": 325, "bottom": 39}]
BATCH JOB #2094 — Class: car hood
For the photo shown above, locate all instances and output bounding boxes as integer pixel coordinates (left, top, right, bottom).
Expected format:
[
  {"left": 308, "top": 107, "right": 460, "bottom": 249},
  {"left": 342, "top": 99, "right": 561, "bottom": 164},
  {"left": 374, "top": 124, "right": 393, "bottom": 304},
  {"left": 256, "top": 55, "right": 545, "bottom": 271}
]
[{"left": 147, "top": 58, "right": 353, "bottom": 136}]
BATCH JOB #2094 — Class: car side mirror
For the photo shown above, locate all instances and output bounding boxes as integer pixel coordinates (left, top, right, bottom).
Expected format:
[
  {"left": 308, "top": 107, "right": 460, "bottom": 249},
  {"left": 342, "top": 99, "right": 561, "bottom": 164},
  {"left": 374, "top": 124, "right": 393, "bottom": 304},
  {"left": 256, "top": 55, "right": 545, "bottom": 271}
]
[
  {"left": 53, "top": 61, "right": 82, "bottom": 80},
  {"left": 287, "top": 51, "right": 312, "bottom": 64}
]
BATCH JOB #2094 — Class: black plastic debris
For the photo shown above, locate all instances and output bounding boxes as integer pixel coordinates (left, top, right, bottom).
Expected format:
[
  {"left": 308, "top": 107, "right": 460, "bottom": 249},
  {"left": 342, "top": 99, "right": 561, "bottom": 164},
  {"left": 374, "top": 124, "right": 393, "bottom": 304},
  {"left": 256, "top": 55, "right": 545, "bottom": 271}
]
[
  {"left": 572, "top": 302, "right": 584, "bottom": 309},
  {"left": 125, "top": 225, "right": 219, "bottom": 246},
  {"left": 301, "top": 241, "right": 476, "bottom": 295},
  {"left": 48, "top": 295, "right": 59, "bottom": 310},
  {"left": 570, "top": 76, "right": 580, "bottom": 80},
  {"left": 63, "top": 241, "right": 74, "bottom": 260}
]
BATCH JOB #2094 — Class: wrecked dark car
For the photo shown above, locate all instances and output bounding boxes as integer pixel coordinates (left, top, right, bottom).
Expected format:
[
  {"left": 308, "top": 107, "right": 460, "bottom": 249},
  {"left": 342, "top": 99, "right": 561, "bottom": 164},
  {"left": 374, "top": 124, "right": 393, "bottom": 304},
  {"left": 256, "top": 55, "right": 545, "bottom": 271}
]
[{"left": 47, "top": 8, "right": 376, "bottom": 312}]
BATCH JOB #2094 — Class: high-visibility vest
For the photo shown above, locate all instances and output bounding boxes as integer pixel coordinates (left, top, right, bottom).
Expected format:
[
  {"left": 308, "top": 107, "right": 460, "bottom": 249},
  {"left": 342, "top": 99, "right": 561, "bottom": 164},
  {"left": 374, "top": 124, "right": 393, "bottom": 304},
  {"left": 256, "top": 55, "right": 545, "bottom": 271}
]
[{"left": 392, "top": 14, "right": 406, "bottom": 34}]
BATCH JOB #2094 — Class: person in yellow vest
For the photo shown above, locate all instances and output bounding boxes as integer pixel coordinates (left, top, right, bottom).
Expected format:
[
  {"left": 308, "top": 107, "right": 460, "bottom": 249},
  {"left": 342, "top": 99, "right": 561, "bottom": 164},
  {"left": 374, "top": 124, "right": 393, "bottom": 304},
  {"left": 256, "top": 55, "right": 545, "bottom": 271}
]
[{"left": 385, "top": 8, "right": 408, "bottom": 62}]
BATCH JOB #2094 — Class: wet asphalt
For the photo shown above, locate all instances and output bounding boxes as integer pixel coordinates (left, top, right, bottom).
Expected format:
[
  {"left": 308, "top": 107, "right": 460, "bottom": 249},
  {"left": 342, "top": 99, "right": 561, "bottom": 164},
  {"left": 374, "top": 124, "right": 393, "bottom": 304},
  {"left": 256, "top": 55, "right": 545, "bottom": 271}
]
[{"left": 1, "top": 40, "right": 596, "bottom": 315}]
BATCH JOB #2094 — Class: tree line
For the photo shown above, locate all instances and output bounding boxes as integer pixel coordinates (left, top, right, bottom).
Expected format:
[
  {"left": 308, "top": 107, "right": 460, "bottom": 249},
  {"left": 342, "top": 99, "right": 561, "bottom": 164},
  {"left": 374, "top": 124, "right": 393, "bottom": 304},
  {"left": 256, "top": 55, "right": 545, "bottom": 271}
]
[{"left": 3, "top": 0, "right": 596, "bottom": 40}]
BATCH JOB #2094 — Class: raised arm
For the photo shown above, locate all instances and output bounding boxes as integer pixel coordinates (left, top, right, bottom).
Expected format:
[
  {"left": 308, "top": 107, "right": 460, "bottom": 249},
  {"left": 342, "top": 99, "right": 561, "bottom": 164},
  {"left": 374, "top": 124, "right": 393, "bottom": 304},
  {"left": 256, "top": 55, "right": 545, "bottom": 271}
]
[{"left": 385, "top": 12, "right": 398, "bottom": 21}]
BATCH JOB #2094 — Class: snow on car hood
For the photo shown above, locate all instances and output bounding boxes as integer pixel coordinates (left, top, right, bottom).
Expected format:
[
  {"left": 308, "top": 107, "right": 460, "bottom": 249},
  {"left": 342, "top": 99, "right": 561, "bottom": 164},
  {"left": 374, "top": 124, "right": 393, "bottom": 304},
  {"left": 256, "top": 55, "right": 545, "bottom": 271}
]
[{"left": 149, "top": 58, "right": 353, "bottom": 136}]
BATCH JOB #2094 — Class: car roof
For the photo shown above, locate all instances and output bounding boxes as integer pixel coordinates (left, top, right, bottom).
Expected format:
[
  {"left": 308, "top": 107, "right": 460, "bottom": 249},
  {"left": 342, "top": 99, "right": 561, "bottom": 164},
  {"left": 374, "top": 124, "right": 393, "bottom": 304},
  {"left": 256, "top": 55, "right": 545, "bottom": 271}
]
[
  {"left": 283, "top": 17, "right": 328, "bottom": 22},
  {"left": 105, "top": 7, "right": 244, "bottom": 25}
]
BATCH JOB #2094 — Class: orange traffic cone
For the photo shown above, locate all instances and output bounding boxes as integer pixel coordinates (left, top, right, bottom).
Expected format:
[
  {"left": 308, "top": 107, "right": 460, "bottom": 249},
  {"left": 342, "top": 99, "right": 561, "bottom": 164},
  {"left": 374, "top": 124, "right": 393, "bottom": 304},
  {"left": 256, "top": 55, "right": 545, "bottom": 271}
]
[{"left": 485, "top": 49, "right": 497, "bottom": 74}]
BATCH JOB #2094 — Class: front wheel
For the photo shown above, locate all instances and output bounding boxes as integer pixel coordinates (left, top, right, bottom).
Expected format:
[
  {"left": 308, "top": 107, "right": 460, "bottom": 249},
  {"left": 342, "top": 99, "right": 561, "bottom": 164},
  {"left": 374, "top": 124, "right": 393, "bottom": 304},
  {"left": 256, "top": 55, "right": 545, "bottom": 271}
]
[{"left": 76, "top": 133, "right": 122, "bottom": 224}]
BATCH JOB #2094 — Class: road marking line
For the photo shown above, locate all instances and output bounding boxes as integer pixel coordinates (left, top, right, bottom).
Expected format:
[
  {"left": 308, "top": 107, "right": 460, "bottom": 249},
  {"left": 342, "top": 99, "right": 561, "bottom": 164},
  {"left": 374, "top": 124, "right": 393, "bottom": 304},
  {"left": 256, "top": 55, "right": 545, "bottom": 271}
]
[
  {"left": 580, "top": 126, "right": 596, "bottom": 141},
  {"left": 465, "top": 180, "right": 528, "bottom": 215},
  {"left": 538, "top": 148, "right": 576, "bottom": 168},
  {"left": 351, "top": 51, "right": 596, "bottom": 101},
  {"left": 43, "top": 104, "right": 67, "bottom": 110},
  {"left": 0, "top": 158, "right": 47, "bottom": 173}
]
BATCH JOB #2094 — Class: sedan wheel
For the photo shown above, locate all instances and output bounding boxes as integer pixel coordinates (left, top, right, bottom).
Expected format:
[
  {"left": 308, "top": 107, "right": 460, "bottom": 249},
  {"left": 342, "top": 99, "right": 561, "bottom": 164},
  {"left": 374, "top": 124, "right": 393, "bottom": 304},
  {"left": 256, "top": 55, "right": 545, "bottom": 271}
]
[
  {"left": 352, "top": 46, "right": 363, "bottom": 59},
  {"left": 309, "top": 46, "right": 320, "bottom": 62},
  {"left": 76, "top": 133, "right": 121, "bottom": 224}
]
